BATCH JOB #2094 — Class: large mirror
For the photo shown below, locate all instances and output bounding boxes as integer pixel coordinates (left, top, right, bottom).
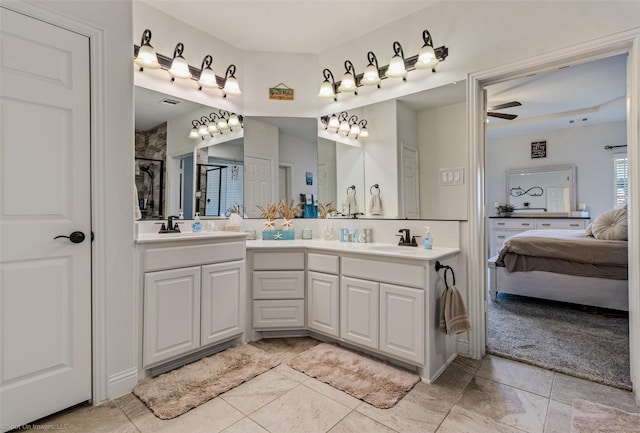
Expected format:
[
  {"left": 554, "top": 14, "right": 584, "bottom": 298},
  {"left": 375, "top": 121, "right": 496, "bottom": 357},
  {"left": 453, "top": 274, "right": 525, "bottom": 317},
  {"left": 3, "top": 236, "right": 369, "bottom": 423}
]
[
  {"left": 506, "top": 165, "right": 576, "bottom": 214},
  {"left": 135, "top": 86, "right": 244, "bottom": 220}
]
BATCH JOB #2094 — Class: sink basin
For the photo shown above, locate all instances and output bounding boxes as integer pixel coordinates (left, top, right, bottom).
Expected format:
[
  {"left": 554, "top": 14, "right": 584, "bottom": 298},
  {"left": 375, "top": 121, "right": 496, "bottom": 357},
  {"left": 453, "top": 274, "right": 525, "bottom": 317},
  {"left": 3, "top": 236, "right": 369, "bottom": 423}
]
[{"left": 368, "top": 245, "right": 421, "bottom": 255}]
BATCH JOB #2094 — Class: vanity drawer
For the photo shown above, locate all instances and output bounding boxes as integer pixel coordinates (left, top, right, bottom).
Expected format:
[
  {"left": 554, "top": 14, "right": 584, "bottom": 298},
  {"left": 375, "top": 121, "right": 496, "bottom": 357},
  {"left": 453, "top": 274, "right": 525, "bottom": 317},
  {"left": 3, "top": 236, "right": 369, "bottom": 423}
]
[
  {"left": 341, "top": 257, "right": 424, "bottom": 289},
  {"left": 144, "top": 241, "right": 245, "bottom": 272},
  {"left": 491, "top": 218, "right": 535, "bottom": 230},
  {"left": 253, "top": 300, "right": 305, "bottom": 329},
  {"left": 253, "top": 252, "right": 304, "bottom": 270},
  {"left": 252, "top": 271, "right": 305, "bottom": 299},
  {"left": 535, "top": 219, "right": 587, "bottom": 229},
  {"left": 308, "top": 252, "right": 339, "bottom": 274}
]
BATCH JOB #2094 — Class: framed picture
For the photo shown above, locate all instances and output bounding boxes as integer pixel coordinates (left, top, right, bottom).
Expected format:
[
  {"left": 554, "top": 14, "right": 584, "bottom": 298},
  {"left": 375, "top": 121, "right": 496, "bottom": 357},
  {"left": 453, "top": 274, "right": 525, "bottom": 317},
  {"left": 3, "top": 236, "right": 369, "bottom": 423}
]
[
  {"left": 531, "top": 141, "right": 547, "bottom": 159},
  {"left": 305, "top": 171, "right": 313, "bottom": 185}
]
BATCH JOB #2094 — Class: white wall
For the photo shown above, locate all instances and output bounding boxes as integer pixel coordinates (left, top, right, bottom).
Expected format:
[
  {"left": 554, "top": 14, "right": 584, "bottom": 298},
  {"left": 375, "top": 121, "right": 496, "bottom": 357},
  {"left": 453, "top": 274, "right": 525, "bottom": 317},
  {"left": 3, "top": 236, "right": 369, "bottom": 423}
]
[
  {"left": 487, "top": 121, "right": 627, "bottom": 220},
  {"left": 278, "top": 131, "right": 318, "bottom": 203},
  {"left": 317, "top": 137, "right": 337, "bottom": 206},
  {"left": 418, "top": 102, "right": 468, "bottom": 220}
]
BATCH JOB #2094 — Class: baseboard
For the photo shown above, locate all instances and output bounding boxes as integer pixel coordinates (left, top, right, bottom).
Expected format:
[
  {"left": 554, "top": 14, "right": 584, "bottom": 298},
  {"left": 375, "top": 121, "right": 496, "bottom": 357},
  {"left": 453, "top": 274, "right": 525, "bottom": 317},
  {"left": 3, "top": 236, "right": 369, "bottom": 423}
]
[{"left": 107, "top": 367, "right": 138, "bottom": 400}]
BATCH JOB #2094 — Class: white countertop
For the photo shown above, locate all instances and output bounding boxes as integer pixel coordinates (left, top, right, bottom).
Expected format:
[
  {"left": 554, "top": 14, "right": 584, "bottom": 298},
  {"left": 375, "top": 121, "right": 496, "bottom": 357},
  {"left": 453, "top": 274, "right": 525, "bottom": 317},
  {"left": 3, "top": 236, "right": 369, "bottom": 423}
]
[
  {"left": 246, "top": 239, "right": 459, "bottom": 261},
  {"left": 135, "top": 231, "right": 248, "bottom": 244}
]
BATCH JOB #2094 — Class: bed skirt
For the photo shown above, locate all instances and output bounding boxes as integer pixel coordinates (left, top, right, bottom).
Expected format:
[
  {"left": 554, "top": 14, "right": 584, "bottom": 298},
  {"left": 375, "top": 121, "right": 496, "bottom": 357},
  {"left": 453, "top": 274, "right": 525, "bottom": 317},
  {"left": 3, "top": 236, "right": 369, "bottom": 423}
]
[{"left": 488, "top": 256, "right": 629, "bottom": 311}]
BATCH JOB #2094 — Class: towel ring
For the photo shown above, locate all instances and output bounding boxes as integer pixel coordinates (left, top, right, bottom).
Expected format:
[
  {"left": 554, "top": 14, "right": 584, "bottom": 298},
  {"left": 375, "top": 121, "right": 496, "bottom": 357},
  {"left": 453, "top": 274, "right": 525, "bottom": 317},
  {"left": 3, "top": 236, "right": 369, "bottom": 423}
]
[
  {"left": 346, "top": 185, "right": 356, "bottom": 195},
  {"left": 435, "top": 261, "right": 456, "bottom": 289},
  {"left": 370, "top": 184, "right": 380, "bottom": 194}
]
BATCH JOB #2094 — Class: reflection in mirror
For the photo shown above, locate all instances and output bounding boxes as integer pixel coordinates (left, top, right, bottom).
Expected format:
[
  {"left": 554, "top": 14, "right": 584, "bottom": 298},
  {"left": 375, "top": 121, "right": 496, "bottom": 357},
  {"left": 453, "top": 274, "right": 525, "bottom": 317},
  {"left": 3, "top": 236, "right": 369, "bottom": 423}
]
[
  {"left": 243, "top": 117, "right": 317, "bottom": 218},
  {"left": 506, "top": 165, "right": 576, "bottom": 213},
  {"left": 135, "top": 157, "right": 164, "bottom": 219},
  {"left": 318, "top": 137, "right": 365, "bottom": 216},
  {"left": 134, "top": 86, "right": 243, "bottom": 220}
]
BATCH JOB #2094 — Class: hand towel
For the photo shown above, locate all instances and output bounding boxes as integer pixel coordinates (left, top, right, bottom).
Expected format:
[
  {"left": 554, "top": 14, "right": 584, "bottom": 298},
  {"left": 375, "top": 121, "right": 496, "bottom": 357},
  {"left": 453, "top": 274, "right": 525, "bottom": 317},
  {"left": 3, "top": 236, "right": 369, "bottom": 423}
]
[
  {"left": 368, "top": 190, "right": 383, "bottom": 215},
  {"left": 134, "top": 184, "right": 142, "bottom": 221},
  {"left": 439, "top": 285, "right": 471, "bottom": 335},
  {"left": 344, "top": 191, "right": 359, "bottom": 215}
]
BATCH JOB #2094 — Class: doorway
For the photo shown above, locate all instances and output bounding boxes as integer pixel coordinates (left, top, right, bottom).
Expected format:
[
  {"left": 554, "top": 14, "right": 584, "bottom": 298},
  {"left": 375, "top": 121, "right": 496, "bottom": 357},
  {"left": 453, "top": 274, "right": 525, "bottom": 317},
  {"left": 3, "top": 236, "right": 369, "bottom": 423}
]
[{"left": 467, "top": 33, "right": 640, "bottom": 401}]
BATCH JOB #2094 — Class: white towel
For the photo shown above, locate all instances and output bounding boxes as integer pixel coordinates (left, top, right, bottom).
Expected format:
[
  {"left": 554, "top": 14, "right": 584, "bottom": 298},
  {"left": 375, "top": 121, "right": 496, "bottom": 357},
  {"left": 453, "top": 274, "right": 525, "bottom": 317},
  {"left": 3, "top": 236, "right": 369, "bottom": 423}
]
[
  {"left": 134, "top": 184, "right": 142, "bottom": 221},
  {"left": 344, "top": 192, "right": 359, "bottom": 215},
  {"left": 368, "top": 190, "right": 383, "bottom": 215},
  {"left": 439, "top": 285, "right": 471, "bottom": 335}
]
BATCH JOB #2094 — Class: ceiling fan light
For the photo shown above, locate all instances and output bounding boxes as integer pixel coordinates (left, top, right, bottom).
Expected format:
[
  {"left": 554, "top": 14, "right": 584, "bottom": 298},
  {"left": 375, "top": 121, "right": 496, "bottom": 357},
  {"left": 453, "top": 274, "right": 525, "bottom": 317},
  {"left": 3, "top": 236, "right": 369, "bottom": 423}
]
[
  {"left": 361, "top": 64, "right": 381, "bottom": 86},
  {"left": 198, "top": 67, "right": 217, "bottom": 88},
  {"left": 385, "top": 54, "right": 407, "bottom": 78},
  {"left": 415, "top": 44, "right": 439, "bottom": 70},
  {"left": 169, "top": 56, "right": 192, "bottom": 79},
  {"left": 135, "top": 44, "right": 161, "bottom": 70},
  {"left": 338, "top": 72, "right": 356, "bottom": 93}
]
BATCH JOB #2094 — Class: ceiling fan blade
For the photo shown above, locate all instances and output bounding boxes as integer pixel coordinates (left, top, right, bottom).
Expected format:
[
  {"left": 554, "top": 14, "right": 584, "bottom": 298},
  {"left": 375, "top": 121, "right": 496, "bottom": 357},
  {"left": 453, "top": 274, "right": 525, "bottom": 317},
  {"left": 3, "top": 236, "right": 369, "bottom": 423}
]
[
  {"left": 487, "top": 112, "right": 518, "bottom": 120},
  {"left": 488, "top": 101, "right": 522, "bottom": 111}
]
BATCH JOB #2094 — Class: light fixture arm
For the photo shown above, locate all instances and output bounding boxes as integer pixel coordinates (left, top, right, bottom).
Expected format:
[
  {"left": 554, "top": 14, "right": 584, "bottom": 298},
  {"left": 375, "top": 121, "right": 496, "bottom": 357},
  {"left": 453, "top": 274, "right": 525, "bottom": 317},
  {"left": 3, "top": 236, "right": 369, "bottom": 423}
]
[
  {"left": 348, "top": 115, "right": 359, "bottom": 126},
  {"left": 366, "top": 51, "right": 381, "bottom": 88},
  {"left": 201, "top": 54, "right": 213, "bottom": 70},
  {"left": 338, "top": 111, "right": 348, "bottom": 122},
  {"left": 140, "top": 29, "right": 153, "bottom": 47},
  {"left": 358, "top": 119, "right": 367, "bottom": 128},
  {"left": 344, "top": 60, "right": 358, "bottom": 94},
  {"left": 322, "top": 68, "right": 337, "bottom": 101},
  {"left": 172, "top": 42, "right": 185, "bottom": 59},
  {"left": 422, "top": 30, "right": 434, "bottom": 48}
]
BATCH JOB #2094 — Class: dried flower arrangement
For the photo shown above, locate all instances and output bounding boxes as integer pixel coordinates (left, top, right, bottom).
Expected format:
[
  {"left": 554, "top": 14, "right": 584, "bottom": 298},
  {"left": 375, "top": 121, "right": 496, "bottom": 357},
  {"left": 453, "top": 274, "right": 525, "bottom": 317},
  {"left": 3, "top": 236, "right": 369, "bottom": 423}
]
[
  {"left": 318, "top": 202, "right": 337, "bottom": 219},
  {"left": 257, "top": 202, "right": 279, "bottom": 230},
  {"left": 278, "top": 199, "right": 301, "bottom": 230}
]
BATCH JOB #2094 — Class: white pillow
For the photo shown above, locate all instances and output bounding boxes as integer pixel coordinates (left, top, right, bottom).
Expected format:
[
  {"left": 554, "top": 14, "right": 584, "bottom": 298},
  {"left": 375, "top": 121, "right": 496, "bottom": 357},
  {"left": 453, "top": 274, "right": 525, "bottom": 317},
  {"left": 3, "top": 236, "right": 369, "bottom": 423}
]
[{"left": 591, "top": 207, "right": 628, "bottom": 240}]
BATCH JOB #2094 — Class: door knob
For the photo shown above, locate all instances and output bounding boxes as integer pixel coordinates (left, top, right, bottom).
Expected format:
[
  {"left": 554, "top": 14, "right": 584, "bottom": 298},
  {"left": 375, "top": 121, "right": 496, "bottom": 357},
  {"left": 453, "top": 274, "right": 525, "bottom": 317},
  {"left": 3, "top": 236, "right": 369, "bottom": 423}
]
[{"left": 54, "top": 231, "right": 85, "bottom": 244}]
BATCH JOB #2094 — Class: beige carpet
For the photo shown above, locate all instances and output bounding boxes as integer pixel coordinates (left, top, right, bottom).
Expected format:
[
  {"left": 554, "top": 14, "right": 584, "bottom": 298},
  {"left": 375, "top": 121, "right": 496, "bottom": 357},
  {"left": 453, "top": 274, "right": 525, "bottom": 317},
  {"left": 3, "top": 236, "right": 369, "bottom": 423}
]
[
  {"left": 288, "top": 342, "right": 420, "bottom": 409},
  {"left": 571, "top": 399, "right": 640, "bottom": 433},
  {"left": 133, "top": 344, "right": 280, "bottom": 419}
]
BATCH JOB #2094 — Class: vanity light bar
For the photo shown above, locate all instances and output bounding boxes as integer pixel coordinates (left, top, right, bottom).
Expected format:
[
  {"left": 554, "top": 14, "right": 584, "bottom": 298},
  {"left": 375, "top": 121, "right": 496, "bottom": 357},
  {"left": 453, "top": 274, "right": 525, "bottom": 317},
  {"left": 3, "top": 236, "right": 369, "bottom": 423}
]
[
  {"left": 134, "top": 30, "right": 241, "bottom": 97},
  {"left": 320, "top": 111, "right": 369, "bottom": 139}
]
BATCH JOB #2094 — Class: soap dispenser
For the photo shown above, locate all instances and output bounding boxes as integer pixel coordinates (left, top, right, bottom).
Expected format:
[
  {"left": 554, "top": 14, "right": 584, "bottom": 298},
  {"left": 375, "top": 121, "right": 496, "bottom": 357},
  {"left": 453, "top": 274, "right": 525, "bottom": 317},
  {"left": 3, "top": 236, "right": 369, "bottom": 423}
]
[
  {"left": 192, "top": 212, "right": 202, "bottom": 233},
  {"left": 423, "top": 226, "right": 433, "bottom": 250}
]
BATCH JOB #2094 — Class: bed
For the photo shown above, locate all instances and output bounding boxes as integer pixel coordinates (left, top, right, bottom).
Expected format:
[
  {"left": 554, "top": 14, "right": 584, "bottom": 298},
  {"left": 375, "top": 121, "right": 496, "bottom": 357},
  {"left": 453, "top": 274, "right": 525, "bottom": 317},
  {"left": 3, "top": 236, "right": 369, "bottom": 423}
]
[{"left": 488, "top": 228, "right": 629, "bottom": 311}]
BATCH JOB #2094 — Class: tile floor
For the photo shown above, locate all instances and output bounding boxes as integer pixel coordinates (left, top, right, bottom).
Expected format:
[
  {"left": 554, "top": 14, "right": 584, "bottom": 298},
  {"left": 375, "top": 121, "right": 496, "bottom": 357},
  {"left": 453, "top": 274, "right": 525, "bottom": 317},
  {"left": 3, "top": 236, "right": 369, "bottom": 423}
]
[{"left": 19, "top": 338, "right": 639, "bottom": 433}]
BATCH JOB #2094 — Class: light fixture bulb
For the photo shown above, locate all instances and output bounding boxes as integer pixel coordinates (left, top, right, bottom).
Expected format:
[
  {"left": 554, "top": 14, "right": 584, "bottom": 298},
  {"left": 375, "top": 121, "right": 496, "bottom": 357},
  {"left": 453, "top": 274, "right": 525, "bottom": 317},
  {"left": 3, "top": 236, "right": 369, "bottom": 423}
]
[
  {"left": 217, "top": 118, "right": 229, "bottom": 130},
  {"left": 223, "top": 76, "right": 241, "bottom": 96},
  {"left": 169, "top": 56, "right": 192, "bottom": 79},
  {"left": 198, "top": 124, "right": 208, "bottom": 136},
  {"left": 135, "top": 44, "right": 161, "bottom": 70},
  {"left": 415, "top": 44, "right": 439, "bottom": 70},
  {"left": 338, "top": 72, "right": 356, "bottom": 93},
  {"left": 198, "top": 67, "right": 217, "bottom": 88},
  {"left": 207, "top": 121, "right": 218, "bottom": 133},
  {"left": 228, "top": 113, "right": 241, "bottom": 127},
  {"left": 318, "top": 80, "right": 336, "bottom": 99},
  {"left": 327, "top": 115, "right": 340, "bottom": 130},
  {"left": 385, "top": 54, "right": 407, "bottom": 78},
  {"left": 359, "top": 127, "right": 369, "bottom": 138},
  {"left": 188, "top": 128, "right": 200, "bottom": 139},
  {"left": 338, "top": 120, "right": 350, "bottom": 134},
  {"left": 349, "top": 124, "right": 361, "bottom": 137},
  {"left": 361, "top": 64, "right": 381, "bottom": 86}
]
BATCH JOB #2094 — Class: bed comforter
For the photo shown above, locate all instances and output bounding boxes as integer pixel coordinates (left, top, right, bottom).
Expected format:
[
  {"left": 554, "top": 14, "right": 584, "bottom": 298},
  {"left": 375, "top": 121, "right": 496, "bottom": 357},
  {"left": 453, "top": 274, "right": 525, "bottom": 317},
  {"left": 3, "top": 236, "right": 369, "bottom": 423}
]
[{"left": 495, "top": 229, "right": 628, "bottom": 280}]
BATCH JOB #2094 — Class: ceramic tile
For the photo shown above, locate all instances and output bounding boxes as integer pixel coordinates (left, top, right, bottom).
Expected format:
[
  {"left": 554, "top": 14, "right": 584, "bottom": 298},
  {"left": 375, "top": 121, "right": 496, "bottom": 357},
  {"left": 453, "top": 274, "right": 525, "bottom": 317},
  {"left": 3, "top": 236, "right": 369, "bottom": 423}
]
[
  {"left": 423, "top": 359, "right": 475, "bottom": 404},
  {"left": 456, "top": 376, "right": 548, "bottom": 433},
  {"left": 302, "top": 377, "right": 362, "bottom": 409},
  {"left": 356, "top": 382, "right": 453, "bottom": 433},
  {"left": 221, "top": 417, "right": 269, "bottom": 433},
  {"left": 476, "top": 355, "right": 554, "bottom": 397},
  {"left": 452, "top": 355, "right": 483, "bottom": 375},
  {"left": 435, "top": 405, "right": 525, "bottom": 433},
  {"left": 328, "top": 411, "right": 396, "bottom": 433},
  {"left": 28, "top": 401, "right": 137, "bottom": 433},
  {"left": 115, "top": 392, "right": 243, "bottom": 433},
  {"left": 249, "top": 383, "right": 351, "bottom": 433},
  {"left": 220, "top": 369, "right": 301, "bottom": 414},
  {"left": 543, "top": 399, "right": 572, "bottom": 433},
  {"left": 550, "top": 373, "right": 639, "bottom": 413},
  {"left": 272, "top": 360, "right": 315, "bottom": 382}
]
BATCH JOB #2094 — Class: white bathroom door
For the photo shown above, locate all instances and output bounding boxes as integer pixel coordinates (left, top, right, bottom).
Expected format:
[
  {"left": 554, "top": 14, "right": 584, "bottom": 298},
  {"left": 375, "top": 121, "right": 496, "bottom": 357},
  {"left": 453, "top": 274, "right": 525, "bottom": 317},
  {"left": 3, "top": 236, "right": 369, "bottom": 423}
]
[
  {"left": 0, "top": 8, "right": 92, "bottom": 430},
  {"left": 244, "top": 156, "right": 272, "bottom": 217},
  {"left": 401, "top": 144, "right": 420, "bottom": 219}
]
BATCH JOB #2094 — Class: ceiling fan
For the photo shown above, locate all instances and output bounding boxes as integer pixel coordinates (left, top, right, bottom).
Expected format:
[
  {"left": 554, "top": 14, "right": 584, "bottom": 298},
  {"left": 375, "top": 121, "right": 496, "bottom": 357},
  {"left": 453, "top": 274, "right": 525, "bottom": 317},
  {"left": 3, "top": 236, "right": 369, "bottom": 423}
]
[{"left": 487, "top": 101, "right": 522, "bottom": 120}]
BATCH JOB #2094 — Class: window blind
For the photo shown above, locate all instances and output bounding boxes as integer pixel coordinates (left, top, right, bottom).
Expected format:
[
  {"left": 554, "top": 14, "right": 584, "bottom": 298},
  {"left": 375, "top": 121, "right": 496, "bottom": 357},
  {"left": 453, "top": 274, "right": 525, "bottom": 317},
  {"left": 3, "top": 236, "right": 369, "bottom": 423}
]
[{"left": 613, "top": 152, "right": 629, "bottom": 207}]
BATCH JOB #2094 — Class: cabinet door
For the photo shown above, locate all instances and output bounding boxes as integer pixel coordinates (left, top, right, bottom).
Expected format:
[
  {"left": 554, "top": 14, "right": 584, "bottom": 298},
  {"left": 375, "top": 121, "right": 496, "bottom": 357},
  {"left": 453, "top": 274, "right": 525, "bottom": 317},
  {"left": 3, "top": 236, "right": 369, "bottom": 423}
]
[
  {"left": 143, "top": 267, "right": 201, "bottom": 367},
  {"left": 380, "top": 283, "right": 425, "bottom": 364},
  {"left": 201, "top": 261, "right": 245, "bottom": 347},
  {"left": 340, "top": 277, "right": 379, "bottom": 350},
  {"left": 308, "top": 271, "right": 340, "bottom": 337}
]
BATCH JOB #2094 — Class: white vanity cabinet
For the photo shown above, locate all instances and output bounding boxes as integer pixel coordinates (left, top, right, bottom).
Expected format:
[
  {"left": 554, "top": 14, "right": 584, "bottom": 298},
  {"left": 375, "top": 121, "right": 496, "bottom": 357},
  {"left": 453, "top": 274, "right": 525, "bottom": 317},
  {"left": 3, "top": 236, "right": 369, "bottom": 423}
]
[
  {"left": 307, "top": 252, "right": 340, "bottom": 338},
  {"left": 138, "top": 235, "right": 246, "bottom": 369},
  {"left": 340, "top": 256, "right": 425, "bottom": 365},
  {"left": 251, "top": 251, "right": 305, "bottom": 329}
]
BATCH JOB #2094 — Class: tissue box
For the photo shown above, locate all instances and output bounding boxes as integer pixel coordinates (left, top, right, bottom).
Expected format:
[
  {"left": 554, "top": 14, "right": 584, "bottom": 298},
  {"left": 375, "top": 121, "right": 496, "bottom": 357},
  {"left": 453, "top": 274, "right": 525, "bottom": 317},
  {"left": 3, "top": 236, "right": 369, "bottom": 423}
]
[{"left": 262, "top": 230, "right": 295, "bottom": 240}]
